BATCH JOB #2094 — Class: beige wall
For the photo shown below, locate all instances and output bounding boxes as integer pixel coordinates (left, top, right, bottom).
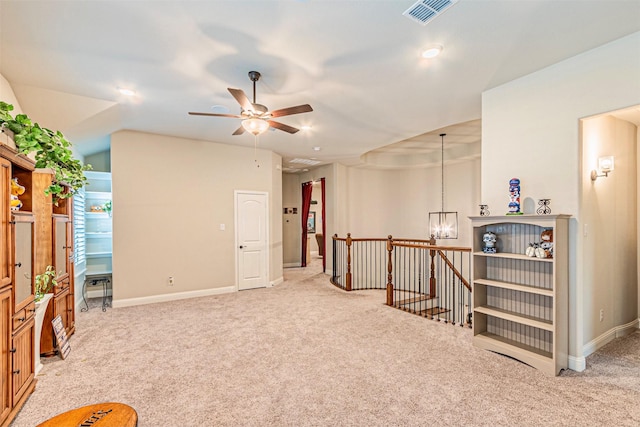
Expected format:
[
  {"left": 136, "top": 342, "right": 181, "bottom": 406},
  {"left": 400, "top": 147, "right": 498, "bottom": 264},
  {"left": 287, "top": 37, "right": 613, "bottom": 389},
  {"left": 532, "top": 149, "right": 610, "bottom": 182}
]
[
  {"left": 345, "top": 160, "right": 480, "bottom": 248},
  {"left": 269, "top": 152, "right": 283, "bottom": 284},
  {"left": 0, "top": 73, "right": 22, "bottom": 149},
  {"left": 0, "top": 74, "right": 22, "bottom": 114},
  {"left": 482, "top": 31, "right": 640, "bottom": 366},
  {"left": 111, "top": 130, "right": 282, "bottom": 305},
  {"left": 281, "top": 159, "right": 480, "bottom": 270},
  {"left": 282, "top": 173, "right": 301, "bottom": 266}
]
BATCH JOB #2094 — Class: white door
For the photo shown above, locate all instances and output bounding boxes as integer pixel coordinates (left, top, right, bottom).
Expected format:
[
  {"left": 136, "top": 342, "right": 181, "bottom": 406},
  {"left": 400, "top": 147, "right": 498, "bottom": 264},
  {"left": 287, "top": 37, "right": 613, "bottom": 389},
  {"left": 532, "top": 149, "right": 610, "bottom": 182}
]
[{"left": 235, "top": 191, "right": 269, "bottom": 290}]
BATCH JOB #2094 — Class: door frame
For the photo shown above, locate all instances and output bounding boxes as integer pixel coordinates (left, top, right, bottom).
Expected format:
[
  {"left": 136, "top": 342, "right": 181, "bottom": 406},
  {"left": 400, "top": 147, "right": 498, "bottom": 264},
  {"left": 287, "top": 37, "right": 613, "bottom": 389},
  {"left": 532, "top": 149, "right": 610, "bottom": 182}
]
[{"left": 234, "top": 190, "right": 270, "bottom": 291}]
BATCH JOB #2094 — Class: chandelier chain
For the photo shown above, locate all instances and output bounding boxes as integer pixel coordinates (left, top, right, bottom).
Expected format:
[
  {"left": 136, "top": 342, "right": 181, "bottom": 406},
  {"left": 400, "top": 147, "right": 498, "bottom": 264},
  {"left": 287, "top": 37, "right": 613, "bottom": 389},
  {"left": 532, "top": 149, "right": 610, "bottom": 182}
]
[{"left": 440, "top": 133, "right": 445, "bottom": 211}]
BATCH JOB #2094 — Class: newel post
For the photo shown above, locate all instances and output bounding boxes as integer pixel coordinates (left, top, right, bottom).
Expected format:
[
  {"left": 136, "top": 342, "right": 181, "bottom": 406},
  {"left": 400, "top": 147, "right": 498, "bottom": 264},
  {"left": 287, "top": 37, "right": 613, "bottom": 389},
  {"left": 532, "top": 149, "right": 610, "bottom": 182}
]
[
  {"left": 345, "top": 233, "right": 352, "bottom": 291},
  {"left": 429, "top": 234, "right": 436, "bottom": 296},
  {"left": 386, "top": 235, "right": 394, "bottom": 306},
  {"left": 332, "top": 234, "right": 338, "bottom": 283}
]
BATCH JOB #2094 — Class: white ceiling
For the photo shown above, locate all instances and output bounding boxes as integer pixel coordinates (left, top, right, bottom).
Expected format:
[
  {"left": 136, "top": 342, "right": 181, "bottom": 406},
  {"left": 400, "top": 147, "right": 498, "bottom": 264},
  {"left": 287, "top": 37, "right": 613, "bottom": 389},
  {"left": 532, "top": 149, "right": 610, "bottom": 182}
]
[{"left": 1, "top": 1, "right": 639, "bottom": 171}]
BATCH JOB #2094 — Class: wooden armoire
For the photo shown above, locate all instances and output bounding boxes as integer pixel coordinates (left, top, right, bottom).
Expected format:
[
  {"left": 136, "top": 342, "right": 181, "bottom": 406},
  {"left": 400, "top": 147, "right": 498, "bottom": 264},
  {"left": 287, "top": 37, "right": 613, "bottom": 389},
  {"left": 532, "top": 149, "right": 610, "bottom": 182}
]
[{"left": 0, "top": 144, "right": 76, "bottom": 426}]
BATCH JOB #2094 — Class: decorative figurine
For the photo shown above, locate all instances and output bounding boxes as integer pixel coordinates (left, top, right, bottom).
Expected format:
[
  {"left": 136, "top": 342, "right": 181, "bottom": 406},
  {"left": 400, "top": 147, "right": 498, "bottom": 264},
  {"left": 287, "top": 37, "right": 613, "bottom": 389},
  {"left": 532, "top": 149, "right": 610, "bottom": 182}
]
[
  {"left": 482, "top": 231, "right": 497, "bottom": 254},
  {"left": 507, "top": 178, "right": 523, "bottom": 215},
  {"left": 10, "top": 177, "right": 25, "bottom": 211},
  {"left": 479, "top": 204, "right": 490, "bottom": 216},
  {"left": 539, "top": 228, "right": 553, "bottom": 258},
  {"left": 525, "top": 229, "right": 553, "bottom": 258},
  {"left": 526, "top": 243, "right": 537, "bottom": 257},
  {"left": 537, "top": 199, "right": 551, "bottom": 215}
]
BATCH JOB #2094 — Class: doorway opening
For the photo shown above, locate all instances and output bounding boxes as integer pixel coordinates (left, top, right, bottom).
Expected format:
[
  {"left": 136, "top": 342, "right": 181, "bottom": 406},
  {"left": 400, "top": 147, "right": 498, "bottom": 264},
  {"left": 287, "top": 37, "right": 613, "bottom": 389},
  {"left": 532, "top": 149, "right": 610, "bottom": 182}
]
[
  {"left": 579, "top": 104, "right": 639, "bottom": 356},
  {"left": 301, "top": 179, "right": 326, "bottom": 271}
]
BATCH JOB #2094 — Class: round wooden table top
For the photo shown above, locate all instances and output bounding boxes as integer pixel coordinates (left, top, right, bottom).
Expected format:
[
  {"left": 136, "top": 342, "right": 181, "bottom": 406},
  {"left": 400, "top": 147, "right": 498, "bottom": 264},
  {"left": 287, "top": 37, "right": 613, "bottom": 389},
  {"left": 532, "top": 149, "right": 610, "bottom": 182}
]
[{"left": 36, "top": 402, "right": 138, "bottom": 427}]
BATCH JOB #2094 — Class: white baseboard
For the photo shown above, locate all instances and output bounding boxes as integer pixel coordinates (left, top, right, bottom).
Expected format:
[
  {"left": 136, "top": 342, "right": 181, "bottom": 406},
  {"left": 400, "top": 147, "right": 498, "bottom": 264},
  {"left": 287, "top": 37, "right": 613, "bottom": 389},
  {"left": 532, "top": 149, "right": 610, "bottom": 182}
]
[
  {"left": 112, "top": 285, "right": 237, "bottom": 308},
  {"left": 568, "top": 355, "right": 586, "bottom": 372},
  {"left": 270, "top": 276, "right": 284, "bottom": 287},
  {"left": 86, "top": 289, "right": 107, "bottom": 299},
  {"left": 570, "top": 319, "right": 640, "bottom": 372}
]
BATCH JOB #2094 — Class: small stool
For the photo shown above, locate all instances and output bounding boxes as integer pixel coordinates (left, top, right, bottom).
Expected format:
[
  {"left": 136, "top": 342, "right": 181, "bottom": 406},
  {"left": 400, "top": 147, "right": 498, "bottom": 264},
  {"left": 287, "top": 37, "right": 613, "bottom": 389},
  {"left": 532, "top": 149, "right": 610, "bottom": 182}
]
[
  {"left": 81, "top": 273, "right": 112, "bottom": 312},
  {"left": 37, "top": 402, "right": 137, "bottom": 427}
]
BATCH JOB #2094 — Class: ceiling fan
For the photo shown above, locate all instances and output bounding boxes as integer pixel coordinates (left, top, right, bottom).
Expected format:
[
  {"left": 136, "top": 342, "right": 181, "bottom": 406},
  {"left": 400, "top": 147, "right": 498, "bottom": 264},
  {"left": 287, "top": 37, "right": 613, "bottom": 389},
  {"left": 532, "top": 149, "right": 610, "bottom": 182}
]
[{"left": 189, "top": 71, "right": 313, "bottom": 136}]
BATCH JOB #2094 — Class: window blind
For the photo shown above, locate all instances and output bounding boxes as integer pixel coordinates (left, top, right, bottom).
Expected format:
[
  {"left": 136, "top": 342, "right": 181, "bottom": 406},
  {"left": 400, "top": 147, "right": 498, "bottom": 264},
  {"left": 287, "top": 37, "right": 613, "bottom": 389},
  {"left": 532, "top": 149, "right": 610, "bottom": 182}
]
[{"left": 73, "top": 188, "right": 86, "bottom": 265}]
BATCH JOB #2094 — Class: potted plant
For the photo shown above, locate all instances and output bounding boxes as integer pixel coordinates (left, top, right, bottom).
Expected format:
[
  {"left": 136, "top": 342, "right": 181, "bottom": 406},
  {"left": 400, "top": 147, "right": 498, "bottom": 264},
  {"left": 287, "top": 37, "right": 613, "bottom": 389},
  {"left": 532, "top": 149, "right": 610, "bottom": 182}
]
[
  {"left": 0, "top": 101, "right": 91, "bottom": 202},
  {"left": 35, "top": 265, "right": 57, "bottom": 302},
  {"left": 103, "top": 200, "right": 112, "bottom": 217}
]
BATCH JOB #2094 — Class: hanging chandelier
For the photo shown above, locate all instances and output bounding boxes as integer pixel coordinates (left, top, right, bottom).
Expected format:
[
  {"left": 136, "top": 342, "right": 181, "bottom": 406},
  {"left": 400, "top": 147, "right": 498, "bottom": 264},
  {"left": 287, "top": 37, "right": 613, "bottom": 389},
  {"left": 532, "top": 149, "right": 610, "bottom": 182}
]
[{"left": 428, "top": 133, "right": 458, "bottom": 239}]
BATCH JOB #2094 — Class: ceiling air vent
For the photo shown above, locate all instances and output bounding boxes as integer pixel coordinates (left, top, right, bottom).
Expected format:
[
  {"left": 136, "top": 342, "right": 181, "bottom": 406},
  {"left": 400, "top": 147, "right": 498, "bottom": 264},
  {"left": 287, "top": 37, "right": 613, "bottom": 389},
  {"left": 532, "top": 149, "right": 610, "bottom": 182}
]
[
  {"left": 289, "top": 158, "right": 321, "bottom": 166},
  {"left": 403, "top": 0, "right": 459, "bottom": 26}
]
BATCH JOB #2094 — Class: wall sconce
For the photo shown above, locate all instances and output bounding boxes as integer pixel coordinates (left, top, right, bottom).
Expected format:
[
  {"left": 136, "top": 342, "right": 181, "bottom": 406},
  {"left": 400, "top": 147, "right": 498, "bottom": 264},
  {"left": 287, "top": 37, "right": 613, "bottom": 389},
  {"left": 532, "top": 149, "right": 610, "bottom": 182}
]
[{"left": 590, "top": 156, "right": 614, "bottom": 181}]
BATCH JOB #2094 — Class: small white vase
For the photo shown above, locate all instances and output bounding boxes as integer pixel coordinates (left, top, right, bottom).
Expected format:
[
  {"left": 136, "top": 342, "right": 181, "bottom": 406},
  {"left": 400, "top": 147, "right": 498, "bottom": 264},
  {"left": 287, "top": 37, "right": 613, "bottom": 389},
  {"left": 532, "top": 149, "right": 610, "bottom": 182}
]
[{"left": 34, "top": 293, "right": 53, "bottom": 375}]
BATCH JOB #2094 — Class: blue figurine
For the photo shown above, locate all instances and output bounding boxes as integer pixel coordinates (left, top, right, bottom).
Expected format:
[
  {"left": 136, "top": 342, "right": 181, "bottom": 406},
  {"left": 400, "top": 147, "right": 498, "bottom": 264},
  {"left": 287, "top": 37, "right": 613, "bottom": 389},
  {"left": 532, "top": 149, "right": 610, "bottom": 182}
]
[{"left": 507, "top": 178, "right": 522, "bottom": 215}]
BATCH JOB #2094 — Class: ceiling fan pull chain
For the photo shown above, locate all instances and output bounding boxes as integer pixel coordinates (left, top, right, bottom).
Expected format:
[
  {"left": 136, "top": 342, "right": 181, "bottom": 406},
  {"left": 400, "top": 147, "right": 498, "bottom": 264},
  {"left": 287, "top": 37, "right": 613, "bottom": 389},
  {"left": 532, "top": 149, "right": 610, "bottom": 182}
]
[{"left": 254, "top": 134, "right": 260, "bottom": 168}]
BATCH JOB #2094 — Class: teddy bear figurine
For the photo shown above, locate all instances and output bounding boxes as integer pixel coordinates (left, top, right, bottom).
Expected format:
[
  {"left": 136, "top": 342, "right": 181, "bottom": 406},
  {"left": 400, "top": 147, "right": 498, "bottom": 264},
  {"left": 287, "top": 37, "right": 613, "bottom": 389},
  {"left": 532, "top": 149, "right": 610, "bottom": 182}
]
[
  {"left": 10, "top": 178, "right": 25, "bottom": 211},
  {"left": 539, "top": 229, "right": 553, "bottom": 258}
]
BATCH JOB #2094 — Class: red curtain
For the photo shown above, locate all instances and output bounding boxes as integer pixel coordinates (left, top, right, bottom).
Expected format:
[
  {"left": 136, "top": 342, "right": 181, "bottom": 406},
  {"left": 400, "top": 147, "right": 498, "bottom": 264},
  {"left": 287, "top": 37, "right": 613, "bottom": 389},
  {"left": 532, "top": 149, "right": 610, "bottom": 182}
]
[
  {"left": 321, "top": 178, "right": 326, "bottom": 272},
  {"left": 301, "top": 181, "right": 313, "bottom": 267}
]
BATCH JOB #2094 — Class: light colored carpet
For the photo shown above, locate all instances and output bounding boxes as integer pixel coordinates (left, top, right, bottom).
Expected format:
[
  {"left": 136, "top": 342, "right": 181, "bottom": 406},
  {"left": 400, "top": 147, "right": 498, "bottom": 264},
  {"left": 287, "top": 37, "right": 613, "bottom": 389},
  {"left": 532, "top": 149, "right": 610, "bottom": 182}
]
[{"left": 10, "top": 259, "right": 640, "bottom": 426}]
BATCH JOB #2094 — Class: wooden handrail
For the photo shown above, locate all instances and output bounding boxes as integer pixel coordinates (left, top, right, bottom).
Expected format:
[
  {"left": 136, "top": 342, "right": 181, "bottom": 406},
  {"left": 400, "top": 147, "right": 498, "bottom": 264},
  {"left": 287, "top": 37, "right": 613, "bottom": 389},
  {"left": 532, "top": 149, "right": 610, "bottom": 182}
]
[
  {"left": 437, "top": 250, "right": 471, "bottom": 292},
  {"left": 392, "top": 242, "right": 472, "bottom": 252}
]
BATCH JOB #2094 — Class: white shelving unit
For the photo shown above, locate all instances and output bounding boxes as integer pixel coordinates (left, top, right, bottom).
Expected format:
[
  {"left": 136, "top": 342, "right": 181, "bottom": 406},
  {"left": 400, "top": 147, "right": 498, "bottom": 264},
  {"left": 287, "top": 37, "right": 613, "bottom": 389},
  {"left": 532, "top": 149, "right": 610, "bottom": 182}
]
[
  {"left": 84, "top": 172, "right": 112, "bottom": 276},
  {"left": 469, "top": 214, "right": 570, "bottom": 376}
]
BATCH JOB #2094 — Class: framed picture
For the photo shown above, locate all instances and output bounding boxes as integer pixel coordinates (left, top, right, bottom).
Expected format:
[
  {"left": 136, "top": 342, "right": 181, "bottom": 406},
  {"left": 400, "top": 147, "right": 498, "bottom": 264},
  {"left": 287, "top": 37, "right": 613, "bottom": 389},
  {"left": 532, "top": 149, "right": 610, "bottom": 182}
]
[{"left": 307, "top": 211, "right": 316, "bottom": 233}]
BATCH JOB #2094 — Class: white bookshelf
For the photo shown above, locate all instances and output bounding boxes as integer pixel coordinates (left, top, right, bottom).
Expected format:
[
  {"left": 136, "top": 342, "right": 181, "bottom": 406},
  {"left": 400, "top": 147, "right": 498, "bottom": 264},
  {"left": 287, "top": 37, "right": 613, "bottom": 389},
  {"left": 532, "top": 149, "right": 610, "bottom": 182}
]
[
  {"left": 470, "top": 214, "right": 570, "bottom": 376},
  {"left": 84, "top": 171, "right": 112, "bottom": 276}
]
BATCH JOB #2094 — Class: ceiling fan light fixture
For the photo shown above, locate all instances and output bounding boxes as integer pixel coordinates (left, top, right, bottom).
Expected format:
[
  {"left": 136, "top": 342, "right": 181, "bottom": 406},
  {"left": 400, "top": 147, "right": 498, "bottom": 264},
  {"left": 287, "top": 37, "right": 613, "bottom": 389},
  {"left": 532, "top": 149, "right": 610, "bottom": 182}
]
[
  {"left": 242, "top": 118, "right": 270, "bottom": 135},
  {"left": 421, "top": 44, "right": 443, "bottom": 59}
]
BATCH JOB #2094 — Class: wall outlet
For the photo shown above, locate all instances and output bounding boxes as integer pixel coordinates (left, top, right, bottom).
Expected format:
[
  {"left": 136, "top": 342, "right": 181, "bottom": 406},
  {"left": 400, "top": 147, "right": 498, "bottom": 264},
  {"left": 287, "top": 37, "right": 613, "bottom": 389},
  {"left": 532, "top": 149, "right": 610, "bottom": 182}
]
[
  {"left": 168, "top": 276, "right": 174, "bottom": 286},
  {"left": 599, "top": 308, "right": 604, "bottom": 322}
]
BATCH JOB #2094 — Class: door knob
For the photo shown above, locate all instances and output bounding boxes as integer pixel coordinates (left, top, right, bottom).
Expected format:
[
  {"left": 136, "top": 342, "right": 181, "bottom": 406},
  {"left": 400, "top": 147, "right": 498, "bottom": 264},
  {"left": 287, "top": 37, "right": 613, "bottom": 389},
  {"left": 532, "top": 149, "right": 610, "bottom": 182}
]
[{"left": 239, "top": 245, "right": 244, "bottom": 249}]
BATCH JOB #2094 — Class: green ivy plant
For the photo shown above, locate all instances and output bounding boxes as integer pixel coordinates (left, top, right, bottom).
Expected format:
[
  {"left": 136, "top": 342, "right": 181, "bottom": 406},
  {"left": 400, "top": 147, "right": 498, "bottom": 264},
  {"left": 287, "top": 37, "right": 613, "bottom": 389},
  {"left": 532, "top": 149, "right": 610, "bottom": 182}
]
[
  {"left": 0, "top": 101, "right": 91, "bottom": 201},
  {"left": 35, "top": 265, "right": 57, "bottom": 302},
  {"left": 103, "top": 200, "right": 112, "bottom": 216}
]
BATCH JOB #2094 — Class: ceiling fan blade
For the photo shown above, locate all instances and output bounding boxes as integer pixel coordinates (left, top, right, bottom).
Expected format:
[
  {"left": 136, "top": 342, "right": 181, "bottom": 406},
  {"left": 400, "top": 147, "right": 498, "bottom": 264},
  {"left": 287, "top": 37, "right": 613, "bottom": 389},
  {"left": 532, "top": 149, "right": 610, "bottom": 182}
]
[
  {"left": 232, "top": 125, "right": 246, "bottom": 136},
  {"left": 188, "top": 112, "right": 242, "bottom": 118},
  {"left": 228, "top": 88, "right": 254, "bottom": 112},
  {"left": 269, "top": 104, "right": 313, "bottom": 118},
  {"left": 268, "top": 120, "right": 299, "bottom": 134}
]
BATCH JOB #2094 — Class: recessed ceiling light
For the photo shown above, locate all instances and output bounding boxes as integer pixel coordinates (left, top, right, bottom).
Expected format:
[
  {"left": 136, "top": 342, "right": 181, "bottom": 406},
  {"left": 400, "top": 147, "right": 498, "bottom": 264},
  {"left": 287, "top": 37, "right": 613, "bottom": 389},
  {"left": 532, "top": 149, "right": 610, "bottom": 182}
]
[
  {"left": 117, "top": 87, "right": 136, "bottom": 96},
  {"left": 301, "top": 125, "right": 312, "bottom": 131},
  {"left": 312, "top": 146, "right": 321, "bottom": 151},
  {"left": 421, "top": 45, "right": 443, "bottom": 59}
]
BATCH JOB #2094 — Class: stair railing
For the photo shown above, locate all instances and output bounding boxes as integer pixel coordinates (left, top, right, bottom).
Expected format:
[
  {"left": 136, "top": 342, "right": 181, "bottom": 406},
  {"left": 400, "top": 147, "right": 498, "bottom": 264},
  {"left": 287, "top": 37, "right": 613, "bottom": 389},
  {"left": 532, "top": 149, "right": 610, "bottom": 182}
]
[
  {"left": 332, "top": 234, "right": 472, "bottom": 326},
  {"left": 332, "top": 234, "right": 387, "bottom": 291},
  {"left": 387, "top": 237, "right": 472, "bottom": 326}
]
